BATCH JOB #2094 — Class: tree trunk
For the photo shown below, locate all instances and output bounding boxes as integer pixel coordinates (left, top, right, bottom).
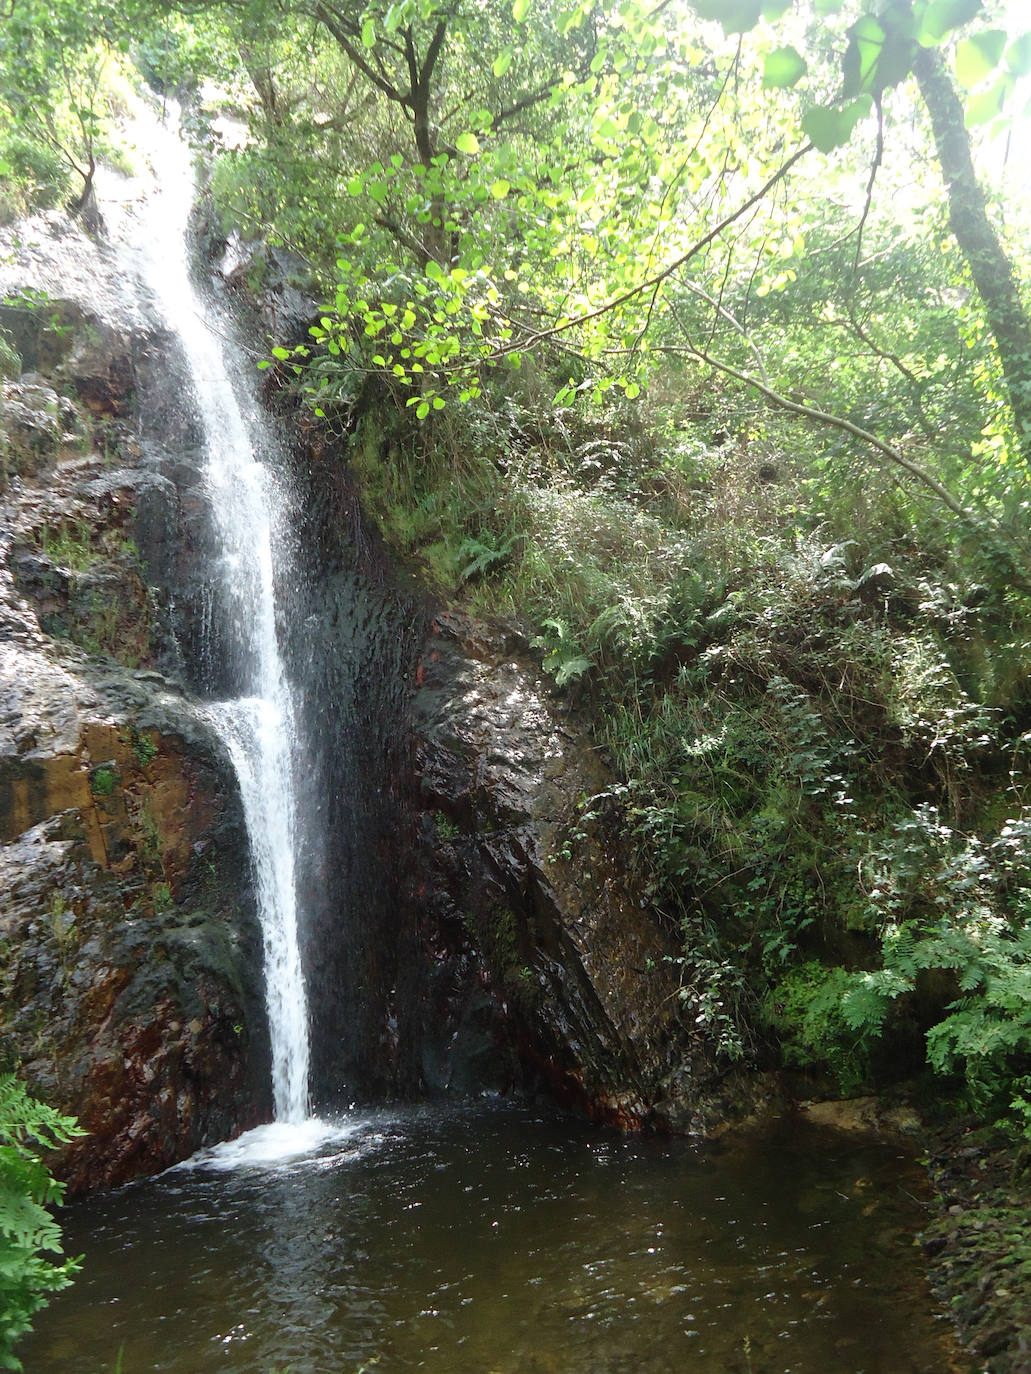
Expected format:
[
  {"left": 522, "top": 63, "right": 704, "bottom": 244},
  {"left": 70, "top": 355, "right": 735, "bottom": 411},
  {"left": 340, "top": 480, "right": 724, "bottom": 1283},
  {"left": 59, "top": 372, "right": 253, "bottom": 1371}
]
[{"left": 913, "top": 44, "right": 1031, "bottom": 457}]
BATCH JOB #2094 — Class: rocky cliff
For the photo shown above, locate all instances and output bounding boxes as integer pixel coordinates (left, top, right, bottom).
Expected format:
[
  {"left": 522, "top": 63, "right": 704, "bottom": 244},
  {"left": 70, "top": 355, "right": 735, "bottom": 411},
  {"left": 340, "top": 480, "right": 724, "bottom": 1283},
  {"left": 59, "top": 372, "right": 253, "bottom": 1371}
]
[{"left": 0, "top": 214, "right": 269, "bottom": 1190}]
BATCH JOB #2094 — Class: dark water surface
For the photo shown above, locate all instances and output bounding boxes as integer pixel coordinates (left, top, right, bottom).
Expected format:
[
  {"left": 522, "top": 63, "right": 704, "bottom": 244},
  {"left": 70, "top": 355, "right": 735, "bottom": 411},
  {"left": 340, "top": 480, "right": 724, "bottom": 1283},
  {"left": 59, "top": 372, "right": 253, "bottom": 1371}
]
[{"left": 25, "top": 1103, "right": 969, "bottom": 1374}]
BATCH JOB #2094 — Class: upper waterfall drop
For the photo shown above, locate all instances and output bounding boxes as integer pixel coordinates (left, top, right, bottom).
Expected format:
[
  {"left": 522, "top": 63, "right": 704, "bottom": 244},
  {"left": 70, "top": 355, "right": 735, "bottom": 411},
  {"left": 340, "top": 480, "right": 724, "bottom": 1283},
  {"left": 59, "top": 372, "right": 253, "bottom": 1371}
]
[{"left": 112, "top": 96, "right": 312, "bottom": 1124}]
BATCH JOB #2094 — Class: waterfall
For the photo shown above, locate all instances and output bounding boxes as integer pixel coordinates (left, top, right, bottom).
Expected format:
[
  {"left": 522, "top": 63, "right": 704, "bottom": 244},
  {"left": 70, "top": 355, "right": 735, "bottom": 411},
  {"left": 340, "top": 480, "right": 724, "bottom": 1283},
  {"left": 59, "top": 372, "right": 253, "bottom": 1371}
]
[{"left": 115, "top": 100, "right": 311, "bottom": 1124}]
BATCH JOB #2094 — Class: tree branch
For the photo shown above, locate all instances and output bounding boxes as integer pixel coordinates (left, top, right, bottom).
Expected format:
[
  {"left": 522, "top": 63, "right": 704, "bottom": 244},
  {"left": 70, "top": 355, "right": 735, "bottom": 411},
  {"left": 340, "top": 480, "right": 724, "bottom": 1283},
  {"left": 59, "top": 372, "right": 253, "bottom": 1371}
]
[
  {"left": 313, "top": 4, "right": 406, "bottom": 104},
  {"left": 480, "top": 144, "right": 813, "bottom": 363},
  {"left": 680, "top": 338, "right": 970, "bottom": 517}
]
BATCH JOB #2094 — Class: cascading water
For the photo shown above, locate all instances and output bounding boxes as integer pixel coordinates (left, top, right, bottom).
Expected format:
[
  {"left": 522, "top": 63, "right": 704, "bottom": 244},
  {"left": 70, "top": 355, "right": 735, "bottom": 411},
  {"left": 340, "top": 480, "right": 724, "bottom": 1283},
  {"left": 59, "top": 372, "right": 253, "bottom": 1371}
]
[{"left": 114, "top": 99, "right": 311, "bottom": 1125}]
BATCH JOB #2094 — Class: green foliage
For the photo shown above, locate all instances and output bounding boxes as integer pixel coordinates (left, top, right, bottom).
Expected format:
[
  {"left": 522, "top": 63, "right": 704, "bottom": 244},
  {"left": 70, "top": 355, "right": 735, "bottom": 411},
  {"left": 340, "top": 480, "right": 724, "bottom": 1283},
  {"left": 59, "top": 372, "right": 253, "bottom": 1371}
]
[
  {"left": 530, "top": 618, "right": 593, "bottom": 689},
  {"left": 825, "top": 807, "right": 1031, "bottom": 1120},
  {"left": 0, "top": 333, "right": 19, "bottom": 382},
  {"left": 763, "top": 962, "right": 872, "bottom": 1091},
  {"left": 0, "top": 136, "right": 67, "bottom": 222},
  {"left": 38, "top": 522, "right": 96, "bottom": 572},
  {"left": 130, "top": 727, "right": 158, "bottom": 768},
  {"left": 433, "top": 811, "right": 460, "bottom": 842},
  {"left": 152, "top": 880, "right": 174, "bottom": 912},
  {"left": 90, "top": 767, "right": 116, "bottom": 797},
  {"left": 0, "top": 1076, "right": 83, "bottom": 1371},
  {"left": 0, "top": 0, "right": 135, "bottom": 215}
]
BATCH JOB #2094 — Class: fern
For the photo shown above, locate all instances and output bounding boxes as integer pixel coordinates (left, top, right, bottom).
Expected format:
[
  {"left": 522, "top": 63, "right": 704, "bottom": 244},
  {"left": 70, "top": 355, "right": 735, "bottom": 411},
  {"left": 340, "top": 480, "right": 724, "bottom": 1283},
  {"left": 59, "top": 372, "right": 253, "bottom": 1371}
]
[
  {"left": 0, "top": 1076, "right": 83, "bottom": 1371},
  {"left": 456, "top": 531, "right": 515, "bottom": 583}
]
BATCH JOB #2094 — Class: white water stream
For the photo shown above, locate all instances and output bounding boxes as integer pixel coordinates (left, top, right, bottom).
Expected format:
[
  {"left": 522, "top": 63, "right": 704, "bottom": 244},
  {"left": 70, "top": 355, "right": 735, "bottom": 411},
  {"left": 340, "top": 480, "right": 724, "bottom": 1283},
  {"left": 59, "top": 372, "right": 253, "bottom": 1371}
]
[{"left": 108, "top": 98, "right": 312, "bottom": 1126}]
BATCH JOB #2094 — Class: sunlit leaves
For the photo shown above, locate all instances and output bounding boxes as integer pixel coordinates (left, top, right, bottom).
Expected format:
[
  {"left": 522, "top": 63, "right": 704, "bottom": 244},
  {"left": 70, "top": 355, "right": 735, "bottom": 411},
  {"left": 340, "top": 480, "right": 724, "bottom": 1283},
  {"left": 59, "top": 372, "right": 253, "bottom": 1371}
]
[
  {"left": 762, "top": 45, "right": 807, "bottom": 90},
  {"left": 948, "top": 23, "right": 1031, "bottom": 126},
  {"left": 690, "top": 0, "right": 763, "bottom": 33},
  {"left": 455, "top": 130, "right": 480, "bottom": 154},
  {"left": 964, "top": 78, "right": 1011, "bottom": 126},
  {"left": 1007, "top": 32, "right": 1031, "bottom": 76}
]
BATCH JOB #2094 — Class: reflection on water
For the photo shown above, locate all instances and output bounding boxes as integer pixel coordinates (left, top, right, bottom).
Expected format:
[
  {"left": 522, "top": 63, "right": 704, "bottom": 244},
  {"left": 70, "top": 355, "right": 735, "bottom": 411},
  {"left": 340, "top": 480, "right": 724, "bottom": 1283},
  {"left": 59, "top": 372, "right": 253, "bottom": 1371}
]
[{"left": 24, "top": 1104, "right": 970, "bottom": 1374}]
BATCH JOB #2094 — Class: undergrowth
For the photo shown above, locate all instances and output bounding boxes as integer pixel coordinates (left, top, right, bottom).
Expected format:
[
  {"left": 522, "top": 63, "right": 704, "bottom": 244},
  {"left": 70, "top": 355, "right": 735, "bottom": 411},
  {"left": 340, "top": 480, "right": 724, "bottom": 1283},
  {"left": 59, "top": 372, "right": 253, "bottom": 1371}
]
[{"left": 334, "top": 358, "right": 1031, "bottom": 1130}]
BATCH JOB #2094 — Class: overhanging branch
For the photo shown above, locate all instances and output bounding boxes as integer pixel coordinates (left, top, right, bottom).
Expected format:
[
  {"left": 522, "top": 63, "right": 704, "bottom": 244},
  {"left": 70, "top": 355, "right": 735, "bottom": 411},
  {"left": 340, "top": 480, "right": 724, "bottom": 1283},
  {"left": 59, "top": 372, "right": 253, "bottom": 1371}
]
[{"left": 681, "top": 338, "right": 971, "bottom": 518}]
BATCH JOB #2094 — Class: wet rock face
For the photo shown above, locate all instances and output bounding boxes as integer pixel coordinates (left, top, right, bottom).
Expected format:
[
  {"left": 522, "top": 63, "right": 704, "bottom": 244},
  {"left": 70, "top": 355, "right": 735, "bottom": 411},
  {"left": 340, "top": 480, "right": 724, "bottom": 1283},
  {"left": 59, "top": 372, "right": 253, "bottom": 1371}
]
[
  {"left": 281, "top": 460, "right": 425, "bottom": 1107},
  {"left": 0, "top": 222, "right": 269, "bottom": 1191},
  {"left": 213, "top": 229, "right": 319, "bottom": 347},
  {"left": 408, "top": 611, "right": 721, "bottom": 1129}
]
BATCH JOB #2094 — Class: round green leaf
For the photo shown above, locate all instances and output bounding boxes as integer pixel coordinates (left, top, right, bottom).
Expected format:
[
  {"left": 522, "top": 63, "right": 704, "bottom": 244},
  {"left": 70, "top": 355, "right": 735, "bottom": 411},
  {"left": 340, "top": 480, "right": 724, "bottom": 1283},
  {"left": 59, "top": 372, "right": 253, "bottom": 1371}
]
[
  {"left": 762, "top": 45, "right": 808, "bottom": 90},
  {"left": 691, "top": 0, "right": 762, "bottom": 32},
  {"left": 964, "top": 74, "right": 1012, "bottom": 125},
  {"left": 455, "top": 131, "right": 480, "bottom": 155}
]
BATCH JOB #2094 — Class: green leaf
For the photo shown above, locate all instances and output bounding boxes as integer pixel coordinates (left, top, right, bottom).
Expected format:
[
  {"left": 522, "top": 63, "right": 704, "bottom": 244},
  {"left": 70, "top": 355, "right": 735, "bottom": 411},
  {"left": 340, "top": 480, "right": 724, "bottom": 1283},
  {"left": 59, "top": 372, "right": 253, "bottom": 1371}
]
[
  {"left": 915, "top": 0, "right": 983, "bottom": 47},
  {"left": 512, "top": 0, "right": 530, "bottom": 22},
  {"left": 455, "top": 131, "right": 480, "bottom": 155},
  {"left": 762, "top": 45, "right": 807, "bottom": 90},
  {"left": 955, "top": 30, "right": 1007, "bottom": 88},
  {"left": 416, "top": 399, "right": 431, "bottom": 419},
  {"left": 490, "top": 179, "right": 511, "bottom": 199},
  {"left": 271, "top": 346, "right": 291, "bottom": 360},
  {"left": 843, "top": 16, "right": 886, "bottom": 96},
  {"left": 691, "top": 0, "right": 762, "bottom": 33},
  {"left": 492, "top": 48, "right": 513, "bottom": 77},
  {"left": 361, "top": 17, "right": 375, "bottom": 47},
  {"left": 801, "top": 98, "right": 871, "bottom": 152}
]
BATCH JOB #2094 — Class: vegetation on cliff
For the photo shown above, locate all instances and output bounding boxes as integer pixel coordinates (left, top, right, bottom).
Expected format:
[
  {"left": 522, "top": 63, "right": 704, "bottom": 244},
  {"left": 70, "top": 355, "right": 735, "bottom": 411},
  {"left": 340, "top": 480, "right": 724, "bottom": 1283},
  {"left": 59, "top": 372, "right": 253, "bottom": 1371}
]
[{"left": 3, "top": 0, "right": 1031, "bottom": 1361}]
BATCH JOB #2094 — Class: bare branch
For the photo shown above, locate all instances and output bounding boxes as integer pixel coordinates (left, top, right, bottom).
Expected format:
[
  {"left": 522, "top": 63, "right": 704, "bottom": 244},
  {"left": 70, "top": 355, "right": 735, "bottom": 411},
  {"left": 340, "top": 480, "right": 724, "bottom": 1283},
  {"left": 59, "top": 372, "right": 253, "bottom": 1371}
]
[
  {"left": 851, "top": 96, "right": 884, "bottom": 281},
  {"left": 672, "top": 288, "right": 768, "bottom": 385}
]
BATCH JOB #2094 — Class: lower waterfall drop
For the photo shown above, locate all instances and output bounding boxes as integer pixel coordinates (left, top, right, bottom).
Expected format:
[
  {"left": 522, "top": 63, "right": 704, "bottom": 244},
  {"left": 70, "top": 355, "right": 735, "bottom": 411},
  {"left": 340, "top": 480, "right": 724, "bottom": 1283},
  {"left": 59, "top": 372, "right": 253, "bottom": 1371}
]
[{"left": 118, "top": 99, "right": 312, "bottom": 1126}]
